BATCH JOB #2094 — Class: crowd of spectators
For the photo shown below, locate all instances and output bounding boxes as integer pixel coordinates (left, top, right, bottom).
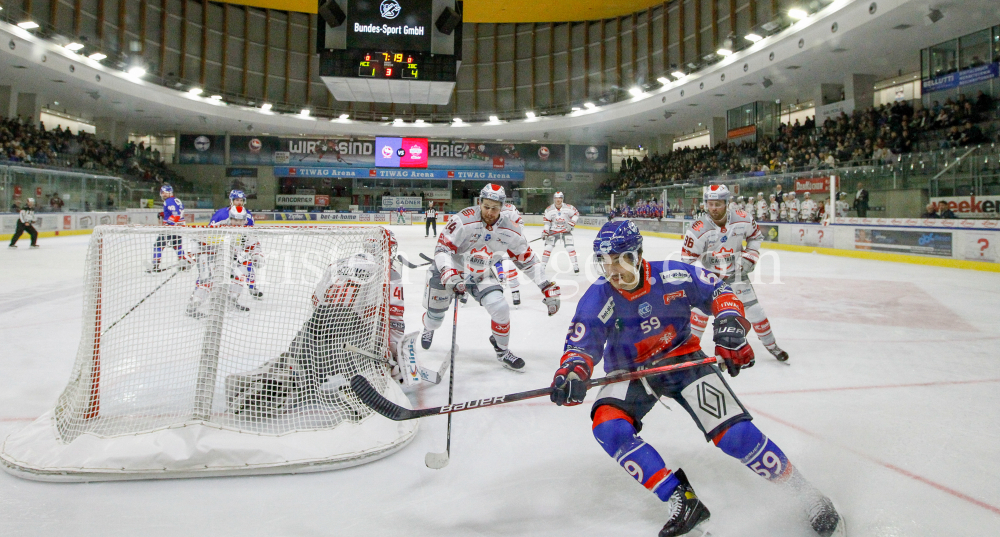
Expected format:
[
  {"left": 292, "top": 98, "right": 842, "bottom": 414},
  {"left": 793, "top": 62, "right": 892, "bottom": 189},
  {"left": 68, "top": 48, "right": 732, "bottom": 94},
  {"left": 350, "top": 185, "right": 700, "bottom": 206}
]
[
  {"left": 604, "top": 92, "right": 997, "bottom": 194},
  {"left": 920, "top": 201, "right": 958, "bottom": 219},
  {"left": 0, "top": 116, "right": 185, "bottom": 194}
]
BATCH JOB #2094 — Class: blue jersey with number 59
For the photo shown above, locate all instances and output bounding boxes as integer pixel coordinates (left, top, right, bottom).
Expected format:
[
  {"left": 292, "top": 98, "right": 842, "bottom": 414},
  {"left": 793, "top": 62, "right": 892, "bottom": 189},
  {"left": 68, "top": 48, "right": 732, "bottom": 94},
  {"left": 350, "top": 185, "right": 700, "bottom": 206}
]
[{"left": 563, "top": 259, "right": 744, "bottom": 373}]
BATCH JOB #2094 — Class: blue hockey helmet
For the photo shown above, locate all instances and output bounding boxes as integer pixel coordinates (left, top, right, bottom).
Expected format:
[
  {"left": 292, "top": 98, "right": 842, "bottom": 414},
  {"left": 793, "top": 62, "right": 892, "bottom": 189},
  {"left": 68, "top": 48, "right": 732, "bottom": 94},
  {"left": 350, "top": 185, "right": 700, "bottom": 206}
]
[
  {"left": 229, "top": 189, "right": 246, "bottom": 202},
  {"left": 593, "top": 220, "right": 642, "bottom": 255},
  {"left": 160, "top": 184, "right": 174, "bottom": 195}
]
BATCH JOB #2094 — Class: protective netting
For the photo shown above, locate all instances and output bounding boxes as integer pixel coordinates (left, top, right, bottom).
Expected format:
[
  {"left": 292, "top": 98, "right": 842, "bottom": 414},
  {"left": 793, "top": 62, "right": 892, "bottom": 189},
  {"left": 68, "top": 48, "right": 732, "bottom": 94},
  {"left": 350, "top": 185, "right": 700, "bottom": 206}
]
[{"left": 37, "top": 224, "right": 398, "bottom": 438}]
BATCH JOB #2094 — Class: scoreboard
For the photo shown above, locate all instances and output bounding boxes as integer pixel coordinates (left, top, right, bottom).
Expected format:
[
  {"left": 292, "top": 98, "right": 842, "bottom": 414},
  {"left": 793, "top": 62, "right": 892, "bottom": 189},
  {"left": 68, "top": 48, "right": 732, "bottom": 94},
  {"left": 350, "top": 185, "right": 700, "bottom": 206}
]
[{"left": 358, "top": 52, "right": 419, "bottom": 79}]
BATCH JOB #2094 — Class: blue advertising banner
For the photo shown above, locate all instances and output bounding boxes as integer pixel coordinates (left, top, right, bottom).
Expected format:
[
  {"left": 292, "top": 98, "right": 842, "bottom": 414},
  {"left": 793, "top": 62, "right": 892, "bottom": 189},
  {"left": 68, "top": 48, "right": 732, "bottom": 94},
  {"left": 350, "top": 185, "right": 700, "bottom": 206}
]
[
  {"left": 273, "top": 167, "right": 524, "bottom": 181},
  {"left": 922, "top": 63, "right": 1000, "bottom": 93},
  {"left": 854, "top": 228, "right": 953, "bottom": 257}
]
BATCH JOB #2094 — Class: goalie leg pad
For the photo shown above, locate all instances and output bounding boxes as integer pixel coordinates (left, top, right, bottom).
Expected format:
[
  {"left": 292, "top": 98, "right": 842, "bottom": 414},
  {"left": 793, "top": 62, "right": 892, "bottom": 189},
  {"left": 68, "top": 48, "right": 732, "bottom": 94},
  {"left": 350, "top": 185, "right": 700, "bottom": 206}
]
[
  {"left": 423, "top": 269, "right": 453, "bottom": 318},
  {"left": 225, "top": 356, "right": 297, "bottom": 420}
]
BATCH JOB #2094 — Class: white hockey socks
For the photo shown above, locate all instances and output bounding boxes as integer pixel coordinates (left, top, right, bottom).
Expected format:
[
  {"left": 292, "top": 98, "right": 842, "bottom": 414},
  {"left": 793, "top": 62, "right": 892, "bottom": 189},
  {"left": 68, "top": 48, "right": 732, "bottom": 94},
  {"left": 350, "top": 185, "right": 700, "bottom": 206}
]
[{"left": 481, "top": 291, "right": 510, "bottom": 349}]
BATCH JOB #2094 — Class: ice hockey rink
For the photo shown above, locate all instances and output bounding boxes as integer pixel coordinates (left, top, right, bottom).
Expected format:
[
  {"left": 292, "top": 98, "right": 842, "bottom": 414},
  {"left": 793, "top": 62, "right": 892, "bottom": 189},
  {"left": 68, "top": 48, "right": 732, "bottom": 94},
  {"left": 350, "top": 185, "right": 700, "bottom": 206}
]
[{"left": 1, "top": 224, "right": 998, "bottom": 537}]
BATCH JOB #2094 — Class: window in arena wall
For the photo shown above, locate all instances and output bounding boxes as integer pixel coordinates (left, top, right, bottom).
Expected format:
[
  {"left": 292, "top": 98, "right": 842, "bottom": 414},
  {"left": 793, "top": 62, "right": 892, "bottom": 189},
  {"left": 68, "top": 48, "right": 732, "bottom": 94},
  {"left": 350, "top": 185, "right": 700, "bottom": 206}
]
[
  {"left": 672, "top": 134, "right": 710, "bottom": 151},
  {"left": 128, "top": 135, "right": 177, "bottom": 164},
  {"left": 39, "top": 112, "right": 96, "bottom": 135}
]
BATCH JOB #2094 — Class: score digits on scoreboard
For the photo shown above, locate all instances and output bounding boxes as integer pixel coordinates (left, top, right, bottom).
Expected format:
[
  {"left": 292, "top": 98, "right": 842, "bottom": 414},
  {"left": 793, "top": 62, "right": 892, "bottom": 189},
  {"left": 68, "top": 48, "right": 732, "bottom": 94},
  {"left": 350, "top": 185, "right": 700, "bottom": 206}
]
[{"left": 358, "top": 52, "right": 419, "bottom": 80}]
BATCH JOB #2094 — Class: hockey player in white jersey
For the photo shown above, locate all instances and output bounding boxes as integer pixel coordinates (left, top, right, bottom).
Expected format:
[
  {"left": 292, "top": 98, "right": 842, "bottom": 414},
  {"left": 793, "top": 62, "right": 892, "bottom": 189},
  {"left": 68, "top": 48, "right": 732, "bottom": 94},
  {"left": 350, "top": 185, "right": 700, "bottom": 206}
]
[
  {"left": 421, "top": 184, "right": 561, "bottom": 371},
  {"left": 768, "top": 194, "right": 779, "bottom": 221},
  {"left": 800, "top": 192, "right": 818, "bottom": 222},
  {"left": 788, "top": 192, "right": 800, "bottom": 222},
  {"left": 779, "top": 193, "right": 789, "bottom": 222},
  {"left": 835, "top": 192, "right": 850, "bottom": 218},
  {"left": 755, "top": 192, "right": 767, "bottom": 221},
  {"left": 682, "top": 185, "right": 790, "bottom": 361},
  {"left": 495, "top": 201, "right": 525, "bottom": 307},
  {"left": 541, "top": 192, "right": 581, "bottom": 273}
]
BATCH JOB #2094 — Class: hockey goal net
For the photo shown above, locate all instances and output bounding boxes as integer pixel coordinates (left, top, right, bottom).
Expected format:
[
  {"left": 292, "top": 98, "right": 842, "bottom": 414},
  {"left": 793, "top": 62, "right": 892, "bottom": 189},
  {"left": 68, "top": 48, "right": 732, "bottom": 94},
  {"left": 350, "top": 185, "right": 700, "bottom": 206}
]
[{"left": 1, "top": 225, "right": 415, "bottom": 481}]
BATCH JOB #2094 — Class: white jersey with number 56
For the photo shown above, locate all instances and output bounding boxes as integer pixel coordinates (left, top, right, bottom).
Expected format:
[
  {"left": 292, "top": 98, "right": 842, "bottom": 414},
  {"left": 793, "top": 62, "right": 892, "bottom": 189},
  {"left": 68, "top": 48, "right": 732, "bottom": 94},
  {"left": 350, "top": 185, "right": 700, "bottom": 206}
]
[{"left": 681, "top": 209, "right": 764, "bottom": 277}]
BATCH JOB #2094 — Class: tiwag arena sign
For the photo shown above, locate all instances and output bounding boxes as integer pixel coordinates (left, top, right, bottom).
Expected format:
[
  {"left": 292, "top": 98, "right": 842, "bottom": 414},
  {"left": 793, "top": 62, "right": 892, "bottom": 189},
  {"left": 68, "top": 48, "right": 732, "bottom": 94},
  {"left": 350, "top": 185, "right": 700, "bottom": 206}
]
[{"left": 931, "top": 196, "right": 1000, "bottom": 219}]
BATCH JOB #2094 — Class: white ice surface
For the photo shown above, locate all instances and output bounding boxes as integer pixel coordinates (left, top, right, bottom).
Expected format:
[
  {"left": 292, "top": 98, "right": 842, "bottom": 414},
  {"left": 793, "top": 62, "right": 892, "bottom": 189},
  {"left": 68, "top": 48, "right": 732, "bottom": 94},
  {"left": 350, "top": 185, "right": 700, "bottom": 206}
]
[{"left": 1, "top": 225, "right": 999, "bottom": 536}]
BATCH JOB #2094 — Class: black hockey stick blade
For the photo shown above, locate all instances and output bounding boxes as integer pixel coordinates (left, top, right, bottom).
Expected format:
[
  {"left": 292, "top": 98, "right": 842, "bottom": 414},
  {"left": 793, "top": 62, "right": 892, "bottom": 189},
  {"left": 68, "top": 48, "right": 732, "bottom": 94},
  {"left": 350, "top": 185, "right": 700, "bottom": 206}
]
[
  {"left": 397, "top": 254, "right": 429, "bottom": 269},
  {"left": 419, "top": 252, "right": 434, "bottom": 264},
  {"left": 349, "top": 355, "right": 720, "bottom": 421}
]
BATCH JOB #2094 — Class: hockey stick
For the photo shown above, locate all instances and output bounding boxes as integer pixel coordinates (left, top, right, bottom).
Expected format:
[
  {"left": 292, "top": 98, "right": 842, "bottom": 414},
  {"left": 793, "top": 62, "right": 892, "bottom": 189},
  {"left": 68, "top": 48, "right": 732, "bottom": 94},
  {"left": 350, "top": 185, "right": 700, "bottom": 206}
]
[
  {"left": 397, "top": 254, "right": 429, "bottom": 269},
  {"left": 418, "top": 252, "right": 434, "bottom": 264},
  {"left": 425, "top": 293, "right": 460, "bottom": 469},
  {"left": 343, "top": 343, "right": 391, "bottom": 365},
  {"left": 102, "top": 268, "right": 182, "bottom": 336},
  {"left": 351, "top": 355, "right": 721, "bottom": 422}
]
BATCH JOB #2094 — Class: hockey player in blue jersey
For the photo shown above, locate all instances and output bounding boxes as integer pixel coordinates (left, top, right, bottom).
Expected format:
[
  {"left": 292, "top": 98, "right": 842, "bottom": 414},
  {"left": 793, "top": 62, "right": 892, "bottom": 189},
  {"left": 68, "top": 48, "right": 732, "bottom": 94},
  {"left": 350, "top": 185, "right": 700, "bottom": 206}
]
[
  {"left": 187, "top": 190, "right": 262, "bottom": 317},
  {"left": 550, "top": 220, "right": 843, "bottom": 537},
  {"left": 149, "top": 185, "right": 193, "bottom": 273}
]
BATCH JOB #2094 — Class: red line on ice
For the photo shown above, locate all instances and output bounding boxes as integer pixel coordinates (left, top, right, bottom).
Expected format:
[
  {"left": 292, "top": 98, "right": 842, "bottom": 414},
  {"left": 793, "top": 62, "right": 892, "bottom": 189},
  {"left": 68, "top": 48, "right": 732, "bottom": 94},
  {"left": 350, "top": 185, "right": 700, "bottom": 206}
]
[
  {"left": 742, "top": 378, "right": 1000, "bottom": 396},
  {"left": 748, "top": 407, "right": 1000, "bottom": 517}
]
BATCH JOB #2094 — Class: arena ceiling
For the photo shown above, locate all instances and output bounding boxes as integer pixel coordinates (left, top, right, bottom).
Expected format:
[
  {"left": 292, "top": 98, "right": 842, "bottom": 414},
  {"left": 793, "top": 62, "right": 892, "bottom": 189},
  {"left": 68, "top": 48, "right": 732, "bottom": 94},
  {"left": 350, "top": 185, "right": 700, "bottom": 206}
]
[{"left": 220, "top": 0, "right": 667, "bottom": 22}]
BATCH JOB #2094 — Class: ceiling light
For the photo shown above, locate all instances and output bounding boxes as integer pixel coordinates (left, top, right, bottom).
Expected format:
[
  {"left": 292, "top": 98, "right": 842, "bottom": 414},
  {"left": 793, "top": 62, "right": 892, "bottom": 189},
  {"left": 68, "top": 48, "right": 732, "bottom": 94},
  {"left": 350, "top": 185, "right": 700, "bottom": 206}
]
[
  {"left": 584, "top": 102, "right": 596, "bottom": 109},
  {"left": 657, "top": 77, "right": 670, "bottom": 85},
  {"left": 260, "top": 103, "right": 272, "bottom": 111},
  {"left": 210, "top": 95, "right": 222, "bottom": 100},
  {"left": 745, "top": 33, "right": 763, "bottom": 42},
  {"left": 88, "top": 52, "right": 107, "bottom": 61},
  {"left": 571, "top": 107, "right": 581, "bottom": 112},
  {"left": 394, "top": 118, "right": 404, "bottom": 124},
  {"left": 452, "top": 117, "right": 463, "bottom": 123},
  {"left": 672, "top": 71, "right": 686, "bottom": 79},
  {"left": 414, "top": 119, "right": 425, "bottom": 125},
  {"left": 339, "top": 114, "right": 350, "bottom": 120},
  {"left": 17, "top": 21, "right": 40, "bottom": 30},
  {"left": 299, "top": 109, "right": 310, "bottom": 116},
  {"left": 65, "top": 42, "right": 84, "bottom": 51},
  {"left": 716, "top": 48, "right": 733, "bottom": 56},
  {"left": 525, "top": 111, "right": 536, "bottom": 119},
  {"left": 788, "top": 8, "right": 808, "bottom": 20},
  {"left": 489, "top": 115, "right": 499, "bottom": 122},
  {"left": 628, "top": 87, "right": 643, "bottom": 97},
  {"left": 188, "top": 88, "right": 203, "bottom": 95},
  {"left": 127, "top": 67, "right": 146, "bottom": 77}
]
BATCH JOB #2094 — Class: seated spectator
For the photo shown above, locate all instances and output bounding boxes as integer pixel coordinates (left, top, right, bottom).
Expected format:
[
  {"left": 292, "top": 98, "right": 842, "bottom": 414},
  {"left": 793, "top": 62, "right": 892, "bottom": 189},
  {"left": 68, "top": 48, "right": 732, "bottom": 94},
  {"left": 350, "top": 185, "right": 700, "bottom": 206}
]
[
  {"left": 921, "top": 203, "right": 939, "bottom": 218},
  {"left": 938, "top": 202, "right": 956, "bottom": 219},
  {"left": 49, "top": 193, "right": 64, "bottom": 212}
]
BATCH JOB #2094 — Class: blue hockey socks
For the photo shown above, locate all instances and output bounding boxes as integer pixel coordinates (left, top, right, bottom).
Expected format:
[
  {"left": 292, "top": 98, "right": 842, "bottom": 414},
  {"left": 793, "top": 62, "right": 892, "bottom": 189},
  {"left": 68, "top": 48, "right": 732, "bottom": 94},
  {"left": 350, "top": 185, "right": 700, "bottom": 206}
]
[
  {"left": 714, "top": 420, "right": 793, "bottom": 482},
  {"left": 593, "top": 406, "right": 680, "bottom": 501}
]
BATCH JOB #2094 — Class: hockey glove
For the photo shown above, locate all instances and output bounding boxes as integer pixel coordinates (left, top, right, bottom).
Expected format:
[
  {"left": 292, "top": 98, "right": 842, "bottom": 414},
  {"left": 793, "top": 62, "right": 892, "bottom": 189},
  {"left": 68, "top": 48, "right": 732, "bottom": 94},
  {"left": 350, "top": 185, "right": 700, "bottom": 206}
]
[
  {"left": 551, "top": 355, "right": 591, "bottom": 406},
  {"left": 541, "top": 281, "right": 561, "bottom": 316},
  {"left": 440, "top": 268, "right": 467, "bottom": 294},
  {"left": 713, "top": 315, "right": 755, "bottom": 377},
  {"left": 739, "top": 252, "right": 757, "bottom": 276}
]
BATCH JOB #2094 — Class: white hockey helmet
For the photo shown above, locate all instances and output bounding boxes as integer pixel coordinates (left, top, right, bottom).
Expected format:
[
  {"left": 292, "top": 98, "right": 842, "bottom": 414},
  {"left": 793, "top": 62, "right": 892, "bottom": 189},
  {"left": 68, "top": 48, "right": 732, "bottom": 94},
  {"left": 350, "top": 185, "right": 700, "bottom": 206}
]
[
  {"left": 479, "top": 183, "right": 506, "bottom": 204},
  {"left": 769, "top": 193, "right": 776, "bottom": 200},
  {"left": 803, "top": 192, "right": 811, "bottom": 198},
  {"left": 554, "top": 191, "right": 564, "bottom": 200},
  {"left": 703, "top": 184, "right": 731, "bottom": 202}
]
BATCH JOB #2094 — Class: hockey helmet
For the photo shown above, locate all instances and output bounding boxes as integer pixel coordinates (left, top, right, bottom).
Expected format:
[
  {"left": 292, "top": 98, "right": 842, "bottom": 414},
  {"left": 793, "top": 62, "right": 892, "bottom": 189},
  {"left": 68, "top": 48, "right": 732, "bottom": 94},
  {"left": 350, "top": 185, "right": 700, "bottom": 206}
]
[
  {"left": 803, "top": 192, "right": 811, "bottom": 198},
  {"left": 769, "top": 193, "right": 776, "bottom": 199},
  {"left": 229, "top": 189, "right": 246, "bottom": 203},
  {"left": 703, "top": 184, "right": 731, "bottom": 202},
  {"left": 593, "top": 220, "right": 642, "bottom": 256},
  {"left": 737, "top": 195, "right": 745, "bottom": 203},
  {"left": 160, "top": 184, "right": 174, "bottom": 195},
  {"left": 479, "top": 183, "right": 506, "bottom": 204},
  {"left": 553, "top": 191, "right": 565, "bottom": 199},
  {"left": 27, "top": 197, "right": 35, "bottom": 204}
]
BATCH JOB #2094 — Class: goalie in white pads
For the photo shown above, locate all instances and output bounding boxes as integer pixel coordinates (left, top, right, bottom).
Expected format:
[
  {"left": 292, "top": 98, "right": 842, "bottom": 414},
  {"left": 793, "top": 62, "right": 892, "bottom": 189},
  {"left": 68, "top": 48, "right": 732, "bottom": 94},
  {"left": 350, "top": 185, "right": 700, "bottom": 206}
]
[
  {"left": 682, "top": 185, "right": 790, "bottom": 362},
  {"left": 186, "top": 190, "right": 261, "bottom": 317},
  {"left": 421, "top": 184, "right": 561, "bottom": 371},
  {"left": 542, "top": 192, "right": 581, "bottom": 273}
]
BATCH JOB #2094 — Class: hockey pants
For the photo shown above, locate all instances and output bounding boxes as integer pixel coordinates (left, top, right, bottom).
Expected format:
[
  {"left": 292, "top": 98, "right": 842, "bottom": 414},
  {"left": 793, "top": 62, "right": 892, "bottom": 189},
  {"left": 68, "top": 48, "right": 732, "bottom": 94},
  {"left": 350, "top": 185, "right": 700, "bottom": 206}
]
[
  {"left": 690, "top": 281, "right": 778, "bottom": 349},
  {"left": 422, "top": 267, "right": 511, "bottom": 349},
  {"left": 8, "top": 221, "right": 37, "bottom": 246}
]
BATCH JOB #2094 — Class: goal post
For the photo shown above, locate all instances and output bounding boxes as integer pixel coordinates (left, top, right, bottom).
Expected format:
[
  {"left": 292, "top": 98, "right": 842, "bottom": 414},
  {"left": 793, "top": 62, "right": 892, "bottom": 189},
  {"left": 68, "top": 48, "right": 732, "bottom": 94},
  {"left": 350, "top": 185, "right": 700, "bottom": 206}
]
[{"left": 1, "top": 225, "right": 416, "bottom": 481}]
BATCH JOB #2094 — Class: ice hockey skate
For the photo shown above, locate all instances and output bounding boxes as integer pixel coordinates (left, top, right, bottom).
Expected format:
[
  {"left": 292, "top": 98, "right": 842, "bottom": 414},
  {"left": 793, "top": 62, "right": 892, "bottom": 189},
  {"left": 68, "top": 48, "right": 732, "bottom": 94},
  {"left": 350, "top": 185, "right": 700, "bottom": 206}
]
[
  {"left": 768, "top": 344, "right": 789, "bottom": 362},
  {"left": 249, "top": 288, "right": 263, "bottom": 299},
  {"left": 511, "top": 290, "right": 521, "bottom": 307},
  {"left": 806, "top": 495, "right": 845, "bottom": 537},
  {"left": 490, "top": 335, "right": 525, "bottom": 371},
  {"left": 659, "top": 470, "right": 711, "bottom": 537},
  {"left": 421, "top": 329, "right": 434, "bottom": 350}
]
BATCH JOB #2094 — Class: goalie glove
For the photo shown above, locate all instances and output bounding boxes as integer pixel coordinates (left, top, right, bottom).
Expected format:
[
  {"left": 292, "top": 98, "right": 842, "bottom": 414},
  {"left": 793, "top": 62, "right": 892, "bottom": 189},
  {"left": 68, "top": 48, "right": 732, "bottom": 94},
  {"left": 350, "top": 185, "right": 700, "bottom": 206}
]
[
  {"left": 713, "top": 315, "right": 755, "bottom": 377},
  {"left": 440, "top": 268, "right": 466, "bottom": 294},
  {"left": 541, "top": 281, "right": 561, "bottom": 316},
  {"left": 550, "top": 354, "right": 592, "bottom": 406}
]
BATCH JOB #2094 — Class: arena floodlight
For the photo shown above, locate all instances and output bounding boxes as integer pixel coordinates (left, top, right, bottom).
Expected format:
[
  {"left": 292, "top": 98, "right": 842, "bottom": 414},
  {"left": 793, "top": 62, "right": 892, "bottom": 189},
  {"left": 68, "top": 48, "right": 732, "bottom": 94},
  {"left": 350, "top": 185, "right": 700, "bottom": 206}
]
[
  {"left": 716, "top": 48, "right": 733, "bottom": 56},
  {"left": 414, "top": 119, "right": 425, "bottom": 125},
  {"left": 745, "top": 33, "right": 763, "bottom": 42},
  {"left": 628, "top": 87, "right": 644, "bottom": 97},
  {"left": 672, "top": 71, "right": 687, "bottom": 79},
  {"left": 127, "top": 66, "right": 146, "bottom": 77},
  {"left": 584, "top": 102, "right": 596, "bottom": 109},
  {"left": 65, "top": 42, "right": 85, "bottom": 51},
  {"left": 571, "top": 106, "right": 582, "bottom": 112},
  {"left": 394, "top": 118, "right": 404, "bottom": 124},
  {"left": 88, "top": 53, "right": 107, "bottom": 61},
  {"left": 299, "top": 109, "right": 310, "bottom": 116},
  {"left": 339, "top": 114, "right": 350, "bottom": 120},
  {"left": 788, "top": 8, "right": 808, "bottom": 20},
  {"left": 525, "top": 111, "right": 536, "bottom": 119},
  {"left": 260, "top": 103, "right": 272, "bottom": 111},
  {"left": 657, "top": 77, "right": 670, "bottom": 85},
  {"left": 489, "top": 115, "right": 500, "bottom": 122},
  {"left": 452, "top": 117, "right": 463, "bottom": 124},
  {"left": 17, "top": 21, "right": 40, "bottom": 30},
  {"left": 188, "top": 88, "right": 204, "bottom": 95},
  {"left": 210, "top": 95, "right": 223, "bottom": 100}
]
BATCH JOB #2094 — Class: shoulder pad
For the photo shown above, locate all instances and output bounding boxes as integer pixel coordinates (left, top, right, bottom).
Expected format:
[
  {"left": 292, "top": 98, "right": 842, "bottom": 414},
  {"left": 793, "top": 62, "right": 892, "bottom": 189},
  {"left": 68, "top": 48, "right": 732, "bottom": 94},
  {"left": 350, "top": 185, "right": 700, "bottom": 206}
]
[
  {"left": 457, "top": 207, "right": 479, "bottom": 222},
  {"left": 728, "top": 210, "right": 753, "bottom": 224},
  {"left": 689, "top": 218, "right": 712, "bottom": 236}
]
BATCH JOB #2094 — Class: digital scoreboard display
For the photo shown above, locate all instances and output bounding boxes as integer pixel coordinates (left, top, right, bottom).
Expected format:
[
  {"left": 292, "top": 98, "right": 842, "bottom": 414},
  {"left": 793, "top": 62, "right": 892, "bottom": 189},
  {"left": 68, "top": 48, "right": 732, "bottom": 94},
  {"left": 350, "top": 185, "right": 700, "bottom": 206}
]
[
  {"left": 358, "top": 51, "right": 420, "bottom": 79},
  {"left": 375, "top": 137, "right": 428, "bottom": 168}
]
